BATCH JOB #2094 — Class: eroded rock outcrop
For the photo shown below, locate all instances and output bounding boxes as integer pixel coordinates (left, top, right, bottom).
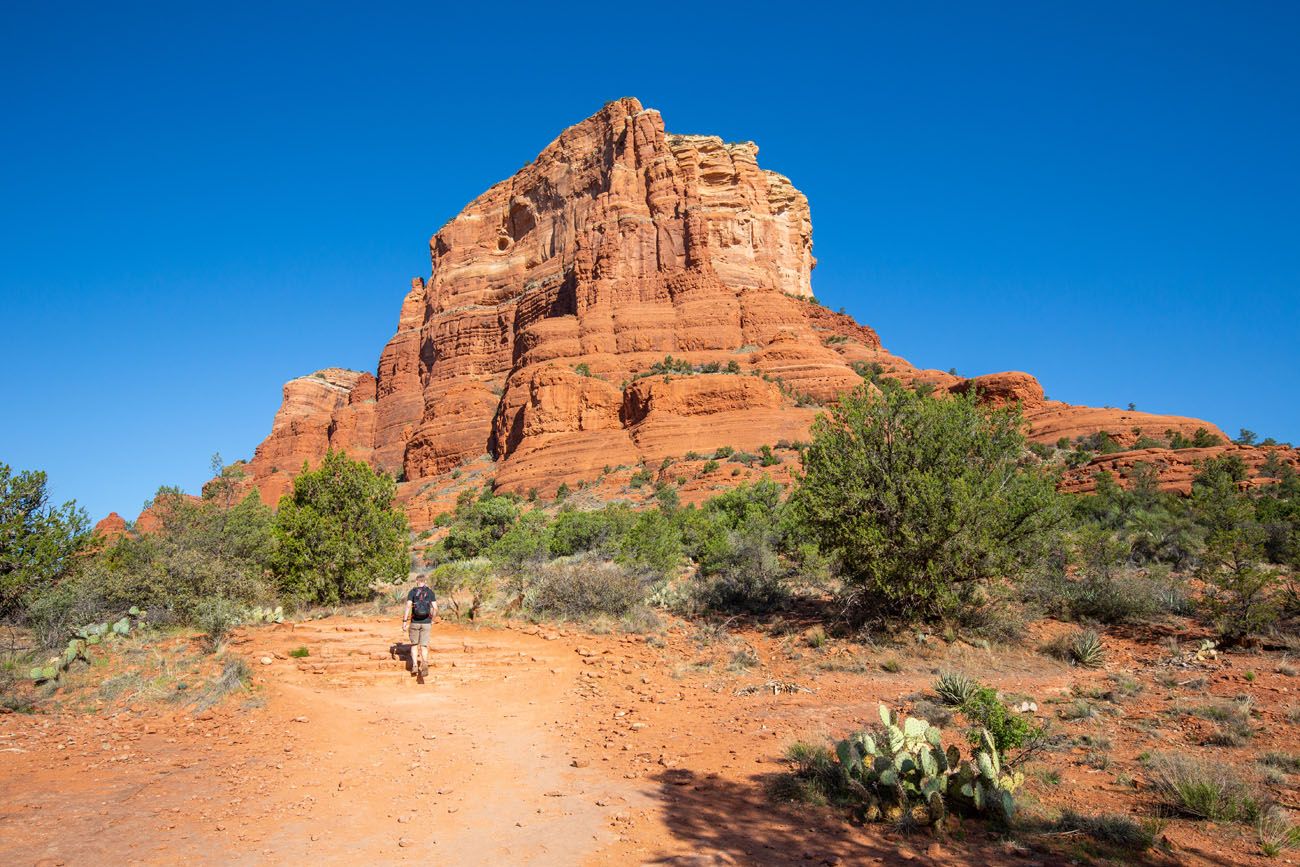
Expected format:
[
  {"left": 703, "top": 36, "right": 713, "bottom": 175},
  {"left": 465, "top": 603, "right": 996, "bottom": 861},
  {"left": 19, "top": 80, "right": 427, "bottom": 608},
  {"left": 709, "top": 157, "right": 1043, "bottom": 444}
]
[{"left": 211, "top": 98, "right": 1291, "bottom": 526}]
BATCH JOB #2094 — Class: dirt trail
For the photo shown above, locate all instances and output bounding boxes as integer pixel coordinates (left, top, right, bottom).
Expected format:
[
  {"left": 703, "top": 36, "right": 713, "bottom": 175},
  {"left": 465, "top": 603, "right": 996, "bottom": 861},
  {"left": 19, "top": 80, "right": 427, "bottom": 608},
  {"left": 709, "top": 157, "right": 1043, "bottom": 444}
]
[
  {"left": 3, "top": 611, "right": 1283, "bottom": 865},
  {"left": 0, "top": 618, "right": 648, "bottom": 865}
]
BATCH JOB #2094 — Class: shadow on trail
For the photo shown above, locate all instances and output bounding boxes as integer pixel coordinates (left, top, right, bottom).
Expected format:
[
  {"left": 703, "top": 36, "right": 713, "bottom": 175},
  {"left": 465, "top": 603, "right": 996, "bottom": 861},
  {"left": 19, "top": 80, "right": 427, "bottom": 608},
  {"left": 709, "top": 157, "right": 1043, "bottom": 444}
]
[
  {"left": 642, "top": 768, "right": 1220, "bottom": 867},
  {"left": 641, "top": 768, "right": 905, "bottom": 865}
]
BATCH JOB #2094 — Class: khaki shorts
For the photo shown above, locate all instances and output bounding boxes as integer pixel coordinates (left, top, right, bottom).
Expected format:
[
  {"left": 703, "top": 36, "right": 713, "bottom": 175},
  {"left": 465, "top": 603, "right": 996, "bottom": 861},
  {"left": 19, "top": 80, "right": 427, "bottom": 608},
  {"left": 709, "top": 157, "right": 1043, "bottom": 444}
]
[{"left": 408, "top": 621, "right": 432, "bottom": 647}]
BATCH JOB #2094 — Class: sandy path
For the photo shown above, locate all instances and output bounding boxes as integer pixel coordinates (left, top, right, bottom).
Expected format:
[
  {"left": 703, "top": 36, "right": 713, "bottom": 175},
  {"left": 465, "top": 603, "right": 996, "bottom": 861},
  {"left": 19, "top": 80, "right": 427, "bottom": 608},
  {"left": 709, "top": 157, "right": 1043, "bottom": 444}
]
[
  {"left": 0, "top": 618, "right": 645, "bottom": 865},
  {"left": 5, "top": 611, "right": 1276, "bottom": 865}
]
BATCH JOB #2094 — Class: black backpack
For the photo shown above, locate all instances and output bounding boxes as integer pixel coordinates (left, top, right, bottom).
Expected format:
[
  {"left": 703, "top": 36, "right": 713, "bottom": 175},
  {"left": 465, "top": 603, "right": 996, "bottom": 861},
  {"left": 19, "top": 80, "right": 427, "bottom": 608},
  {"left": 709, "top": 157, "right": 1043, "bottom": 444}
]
[{"left": 411, "top": 587, "right": 434, "bottom": 620}]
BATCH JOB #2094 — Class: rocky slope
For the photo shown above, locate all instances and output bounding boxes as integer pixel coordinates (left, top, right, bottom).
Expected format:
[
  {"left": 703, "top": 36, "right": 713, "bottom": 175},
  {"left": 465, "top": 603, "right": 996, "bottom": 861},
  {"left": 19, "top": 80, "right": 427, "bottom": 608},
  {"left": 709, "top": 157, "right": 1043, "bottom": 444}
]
[{"left": 200, "top": 98, "right": 1293, "bottom": 529}]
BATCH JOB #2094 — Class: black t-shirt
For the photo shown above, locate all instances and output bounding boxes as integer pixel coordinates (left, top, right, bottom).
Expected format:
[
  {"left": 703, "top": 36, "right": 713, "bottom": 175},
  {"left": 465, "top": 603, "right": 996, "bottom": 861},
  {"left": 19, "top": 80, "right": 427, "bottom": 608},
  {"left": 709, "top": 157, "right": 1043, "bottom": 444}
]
[{"left": 408, "top": 586, "right": 436, "bottom": 623}]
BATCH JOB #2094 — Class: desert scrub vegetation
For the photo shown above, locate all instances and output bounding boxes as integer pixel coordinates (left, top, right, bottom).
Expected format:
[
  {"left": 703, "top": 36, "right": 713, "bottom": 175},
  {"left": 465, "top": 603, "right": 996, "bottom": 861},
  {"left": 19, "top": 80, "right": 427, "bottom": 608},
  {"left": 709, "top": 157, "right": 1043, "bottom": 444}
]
[
  {"left": 2, "top": 450, "right": 408, "bottom": 702},
  {"left": 931, "top": 673, "right": 1043, "bottom": 761},
  {"left": 789, "top": 379, "right": 1065, "bottom": 627},
  {"left": 774, "top": 705, "right": 1023, "bottom": 828},
  {"left": 1043, "top": 628, "right": 1106, "bottom": 668},
  {"left": 1149, "top": 752, "right": 1261, "bottom": 822}
]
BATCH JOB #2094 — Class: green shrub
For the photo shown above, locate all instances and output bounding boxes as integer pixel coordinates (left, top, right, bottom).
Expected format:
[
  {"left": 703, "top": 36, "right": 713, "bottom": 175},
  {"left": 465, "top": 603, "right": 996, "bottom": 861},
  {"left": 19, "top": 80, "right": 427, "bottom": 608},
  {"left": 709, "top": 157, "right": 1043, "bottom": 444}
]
[
  {"left": 487, "top": 510, "right": 550, "bottom": 572},
  {"left": 1033, "top": 566, "right": 1190, "bottom": 625},
  {"left": 272, "top": 450, "right": 409, "bottom": 604},
  {"left": 548, "top": 505, "right": 633, "bottom": 559},
  {"left": 629, "top": 469, "right": 653, "bottom": 488},
  {"left": 288, "top": 646, "right": 310, "bottom": 658},
  {"left": 791, "top": 380, "right": 1064, "bottom": 625},
  {"left": 700, "top": 460, "right": 720, "bottom": 475},
  {"left": 429, "top": 558, "right": 497, "bottom": 619},
  {"left": 27, "top": 485, "right": 277, "bottom": 644},
  {"left": 524, "top": 556, "right": 646, "bottom": 619},
  {"left": 616, "top": 509, "right": 683, "bottom": 579},
  {"left": 195, "top": 597, "right": 244, "bottom": 652},
  {"left": 959, "top": 687, "right": 1042, "bottom": 757},
  {"left": 1, "top": 462, "right": 91, "bottom": 618}
]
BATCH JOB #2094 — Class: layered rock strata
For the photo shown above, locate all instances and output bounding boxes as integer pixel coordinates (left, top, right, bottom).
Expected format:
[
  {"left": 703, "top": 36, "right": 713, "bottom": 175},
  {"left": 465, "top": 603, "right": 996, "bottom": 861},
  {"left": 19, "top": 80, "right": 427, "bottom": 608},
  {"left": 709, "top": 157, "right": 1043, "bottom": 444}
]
[{"left": 206, "top": 98, "right": 1293, "bottom": 526}]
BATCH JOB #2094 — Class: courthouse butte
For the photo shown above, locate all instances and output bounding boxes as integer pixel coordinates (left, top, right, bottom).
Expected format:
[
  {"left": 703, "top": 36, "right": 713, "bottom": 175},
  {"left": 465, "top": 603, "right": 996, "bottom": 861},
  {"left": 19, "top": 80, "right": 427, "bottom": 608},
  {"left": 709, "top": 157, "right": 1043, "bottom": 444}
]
[{"left": 125, "top": 98, "right": 1296, "bottom": 533}]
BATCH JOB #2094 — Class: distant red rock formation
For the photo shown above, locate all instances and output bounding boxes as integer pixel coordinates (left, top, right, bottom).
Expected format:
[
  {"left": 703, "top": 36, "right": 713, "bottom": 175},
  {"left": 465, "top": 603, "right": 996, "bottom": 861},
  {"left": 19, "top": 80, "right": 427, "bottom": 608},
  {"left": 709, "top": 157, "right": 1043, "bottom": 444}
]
[
  {"left": 150, "top": 98, "right": 1291, "bottom": 529},
  {"left": 93, "top": 512, "right": 129, "bottom": 543}
]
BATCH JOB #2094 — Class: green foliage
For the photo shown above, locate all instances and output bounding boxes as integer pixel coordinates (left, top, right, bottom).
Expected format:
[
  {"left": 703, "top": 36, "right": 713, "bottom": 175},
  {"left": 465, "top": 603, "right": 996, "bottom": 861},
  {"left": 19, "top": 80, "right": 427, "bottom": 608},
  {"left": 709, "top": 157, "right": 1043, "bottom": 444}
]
[
  {"left": 700, "top": 460, "right": 720, "bottom": 474},
  {"left": 1044, "top": 628, "right": 1107, "bottom": 668},
  {"left": 0, "top": 463, "right": 91, "bottom": 618},
  {"left": 781, "top": 705, "right": 1022, "bottom": 828},
  {"left": 288, "top": 645, "right": 310, "bottom": 658},
  {"left": 271, "top": 450, "right": 410, "bottom": 604},
  {"left": 628, "top": 469, "right": 652, "bottom": 488},
  {"left": 959, "top": 686, "right": 1042, "bottom": 756},
  {"left": 573, "top": 362, "right": 592, "bottom": 377},
  {"left": 850, "top": 360, "right": 884, "bottom": 380},
  {"left": 1150, "top": 753, "right": 1260, "bottom": 822},
  {"left": 616, "top": 508, "right": 683, "bottom": 578},
  {"left": 1169, "top": 427, "right": 1224, "bottom": 449},
  {"left": 486, "top": 509, "right": 550, "bottom": 573},
  {"left": 549, "top": 504, "right": 634, "bottom": 559},
  {"left": 1193, "top": 456, "right": 1280, "bottom": 642},
  {"left": 523, "top": 556, "right": 647, "bottom": 619},
  {"left": 685, "top": 480, "right": 804, "bottom": 613},
  {"left": 27, "top": 485, "right": 277, "bottom": 645},
  {"left": 933, "top": 671, "right": 979, "bottom": 707},
  {"left": 791, "top": 380, "right": 1064, "bottom": 625},
  {"left": 428, "top": 558, "right": 496, "bottom": 619},
  {"left": 195, "top": 597, "right": 244, "bottom": 652}
]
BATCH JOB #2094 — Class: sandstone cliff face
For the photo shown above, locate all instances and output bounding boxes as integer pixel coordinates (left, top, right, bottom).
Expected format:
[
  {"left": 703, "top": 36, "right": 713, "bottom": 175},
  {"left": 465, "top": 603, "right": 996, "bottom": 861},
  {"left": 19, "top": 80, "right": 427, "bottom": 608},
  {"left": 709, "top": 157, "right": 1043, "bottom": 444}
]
[
  {"left": 93, "top": 512, "right": 128, "bottom": 543},
  {"left": 219, "top": 99, "right": 1292, "bottom": 527},
  {"left": 241, "top": 368, "right": 376, "bottom": 505}
]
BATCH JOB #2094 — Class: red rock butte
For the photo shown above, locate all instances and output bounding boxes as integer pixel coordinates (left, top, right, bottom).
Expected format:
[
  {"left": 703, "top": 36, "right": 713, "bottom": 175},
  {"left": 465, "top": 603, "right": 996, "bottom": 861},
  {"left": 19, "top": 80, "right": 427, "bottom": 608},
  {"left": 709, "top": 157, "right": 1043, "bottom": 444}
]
[{"left": 201, "top": 98, "right": 1294, "bottom": 529}]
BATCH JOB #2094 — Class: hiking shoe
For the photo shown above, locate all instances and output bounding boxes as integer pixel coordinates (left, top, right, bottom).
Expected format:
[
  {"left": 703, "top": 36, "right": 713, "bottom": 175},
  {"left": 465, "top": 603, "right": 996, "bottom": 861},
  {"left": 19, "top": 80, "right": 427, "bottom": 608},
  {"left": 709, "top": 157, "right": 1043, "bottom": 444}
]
[{"left": 420, "top": 662, "right": 429, "bottom": 677}]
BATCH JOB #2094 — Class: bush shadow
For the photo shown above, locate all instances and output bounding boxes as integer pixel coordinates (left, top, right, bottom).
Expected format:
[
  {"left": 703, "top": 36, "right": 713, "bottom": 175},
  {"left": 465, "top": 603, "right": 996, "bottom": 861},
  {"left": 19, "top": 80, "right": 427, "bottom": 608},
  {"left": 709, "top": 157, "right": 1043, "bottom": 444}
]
[{"left": 640, "top": 767, "right": 916, "bottom": 865}]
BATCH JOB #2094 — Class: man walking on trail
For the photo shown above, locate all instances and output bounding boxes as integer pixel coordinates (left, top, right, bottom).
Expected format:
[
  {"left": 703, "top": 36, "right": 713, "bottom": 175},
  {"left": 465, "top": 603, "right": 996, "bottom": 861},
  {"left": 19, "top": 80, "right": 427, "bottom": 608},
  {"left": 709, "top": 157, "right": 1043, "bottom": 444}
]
[{"left": 402, "top": 576, "right": 438, "bottom": 677}]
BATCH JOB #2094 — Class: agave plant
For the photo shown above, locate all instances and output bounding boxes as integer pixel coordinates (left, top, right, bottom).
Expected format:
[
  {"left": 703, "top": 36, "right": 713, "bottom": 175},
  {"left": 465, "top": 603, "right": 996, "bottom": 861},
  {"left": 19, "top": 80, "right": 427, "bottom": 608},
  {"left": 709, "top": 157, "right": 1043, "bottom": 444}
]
[
  {"left": 1070, "top": 629, "right": 1106, "bottom": 669},
  {"left": 934, "top": 671, "right": 979, "bottom": 707}
]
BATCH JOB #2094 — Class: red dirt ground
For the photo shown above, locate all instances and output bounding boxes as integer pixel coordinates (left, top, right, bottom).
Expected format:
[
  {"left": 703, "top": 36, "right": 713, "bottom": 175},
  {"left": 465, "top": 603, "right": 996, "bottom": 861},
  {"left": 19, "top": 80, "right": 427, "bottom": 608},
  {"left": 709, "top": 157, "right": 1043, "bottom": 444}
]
[{"left": 2, "top": 611, "right": 1296, "bottom": 865}]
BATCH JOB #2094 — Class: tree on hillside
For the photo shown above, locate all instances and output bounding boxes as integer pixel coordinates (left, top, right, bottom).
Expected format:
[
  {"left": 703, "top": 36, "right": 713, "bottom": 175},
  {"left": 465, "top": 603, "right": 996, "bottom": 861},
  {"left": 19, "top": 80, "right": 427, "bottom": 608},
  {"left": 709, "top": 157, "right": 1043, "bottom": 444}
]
[
  {"left": 271, "top": 450, "right": 410, "bottom": 604},
  {"left": 790, "top": 380, "right": 1064, "bottom": 626},
  {"left": 0, "top": 463, "right": 90, "bottom": 617},
  {"left": 1191, "top": 455, "right": 1277, "bottom": 643}
]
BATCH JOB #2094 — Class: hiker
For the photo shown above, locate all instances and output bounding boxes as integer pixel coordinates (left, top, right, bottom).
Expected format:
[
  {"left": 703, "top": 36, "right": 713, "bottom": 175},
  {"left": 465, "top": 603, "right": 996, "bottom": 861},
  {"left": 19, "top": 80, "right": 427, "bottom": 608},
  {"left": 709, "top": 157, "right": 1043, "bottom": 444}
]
[{"left": 402, "top": 576, "right": 438, "bottom": 677}]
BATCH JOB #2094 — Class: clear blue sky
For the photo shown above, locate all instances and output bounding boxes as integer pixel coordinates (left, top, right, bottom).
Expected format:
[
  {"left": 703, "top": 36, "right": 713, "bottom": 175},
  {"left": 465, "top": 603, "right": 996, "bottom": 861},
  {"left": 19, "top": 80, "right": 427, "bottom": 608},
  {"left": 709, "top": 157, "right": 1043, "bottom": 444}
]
[{"left": 3, "top": 2, "right": 1297, "bottom": 521}]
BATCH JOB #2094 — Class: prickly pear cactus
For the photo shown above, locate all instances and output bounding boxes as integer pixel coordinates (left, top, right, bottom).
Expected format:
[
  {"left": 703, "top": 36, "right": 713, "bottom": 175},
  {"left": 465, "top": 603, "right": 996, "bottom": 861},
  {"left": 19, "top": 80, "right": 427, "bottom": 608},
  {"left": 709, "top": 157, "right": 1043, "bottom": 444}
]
[
  {"left": 246, "top": 605, "right": 285, "bottom": 624},
  {"left": 830, "top": 704, "right": 1020, "bottom": 828},
  {"left": 30, "top": 608, "right": 145, "bottom": 684}
]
